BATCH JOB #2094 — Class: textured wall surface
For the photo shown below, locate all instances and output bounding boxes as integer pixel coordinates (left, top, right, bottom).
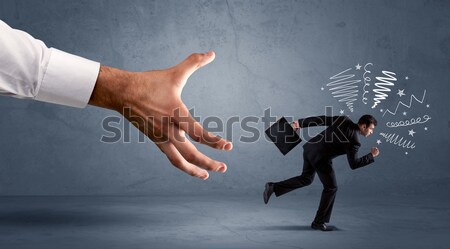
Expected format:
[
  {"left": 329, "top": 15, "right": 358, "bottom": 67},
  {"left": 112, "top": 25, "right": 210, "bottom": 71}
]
[{"left": 0, "top": 0, "right": 449, "bottom": 196}]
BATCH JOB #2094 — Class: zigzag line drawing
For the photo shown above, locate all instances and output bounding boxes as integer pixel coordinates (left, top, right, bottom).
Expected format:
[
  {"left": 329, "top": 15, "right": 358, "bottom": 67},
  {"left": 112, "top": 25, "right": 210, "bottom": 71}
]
[
  {"left": 371, "top": 71, "right": 396, "bottom": 109},
  {"left": 327, "top": 68, "right": 360, "bottom": 112},
  {"left": 383, "top": 90, "right": 427, "bottom": 117},
  {"left": 379, "top": 132, "right": 416, "bottom": 149},
  {"left": 362, "top": 63, "right": 372, "bottom": 105}
]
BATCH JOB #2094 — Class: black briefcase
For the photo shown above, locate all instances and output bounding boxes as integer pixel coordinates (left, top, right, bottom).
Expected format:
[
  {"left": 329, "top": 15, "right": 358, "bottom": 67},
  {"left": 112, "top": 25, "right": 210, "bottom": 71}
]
[{"left": 265, "top": 116, "right": 302, "bottom": 155}]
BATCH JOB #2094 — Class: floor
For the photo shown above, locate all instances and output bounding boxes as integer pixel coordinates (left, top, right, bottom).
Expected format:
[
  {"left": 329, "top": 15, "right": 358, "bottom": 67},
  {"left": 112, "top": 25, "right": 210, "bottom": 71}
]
[{"left": 0, "top": 194, "right": 448, "bottom": 249}]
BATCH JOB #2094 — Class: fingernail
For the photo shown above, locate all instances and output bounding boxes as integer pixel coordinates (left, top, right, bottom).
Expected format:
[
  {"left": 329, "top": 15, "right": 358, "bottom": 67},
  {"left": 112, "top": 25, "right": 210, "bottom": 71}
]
[
  {"left": 200, "top": 173, "right": 209, "bottom": 180},
  {"left": 223, "top": 142, "right": 233, "bottom": 151},
  {"left": 217, "top": 164, "right": 227, "bottom": 173}
]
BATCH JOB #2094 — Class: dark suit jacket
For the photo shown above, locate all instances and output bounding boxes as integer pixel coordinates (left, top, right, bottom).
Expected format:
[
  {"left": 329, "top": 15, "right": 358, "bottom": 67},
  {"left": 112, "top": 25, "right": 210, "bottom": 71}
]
[{"left": 298, "top": 115, "right": 374, "bottom": 169}]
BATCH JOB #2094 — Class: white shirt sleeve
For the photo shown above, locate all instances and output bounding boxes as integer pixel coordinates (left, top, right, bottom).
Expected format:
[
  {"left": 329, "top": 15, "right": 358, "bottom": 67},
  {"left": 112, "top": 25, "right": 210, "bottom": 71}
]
[{"left": 0, "top": 20, "right": 100, "bottom": 108}]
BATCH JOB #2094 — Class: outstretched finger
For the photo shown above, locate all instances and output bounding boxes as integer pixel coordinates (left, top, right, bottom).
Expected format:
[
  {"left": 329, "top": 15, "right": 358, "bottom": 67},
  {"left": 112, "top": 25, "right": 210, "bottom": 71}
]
[
  {"left": 157, "top": 141, "right": 209, "bottom": 180},
  {"left": 173, "top": 106, "right": 233, "bottom": 151},
  {"left": 174, "top": 51, "right": 216, "bottom": 84},
  {"left": 167, "top": 126, "right": 227, "bottom": 173}
]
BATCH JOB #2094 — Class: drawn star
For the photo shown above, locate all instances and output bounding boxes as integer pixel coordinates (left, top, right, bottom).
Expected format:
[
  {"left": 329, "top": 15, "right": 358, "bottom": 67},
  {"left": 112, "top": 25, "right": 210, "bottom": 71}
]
[
  {"left": 426, "top": 104, "right": 430, "bottom": 108},
  {"left": 408, "top": 129, "right": 416, "bottom": 137},
  {"left": 403, "top": 111, "right": 407, "bottom": 116},
  {"left": 355, "top": 64, "right": 362, "bottom": 70},
  {"left": 397, "top": 89, "right": 405, "bottom": 97},
  {"left": 376, "top": 139, "right": 382, "bottom": 145},
  {"left": 405, "top": 76, "right": 409, "bottom": 80},
  {"left": 340, "top": 109, "right": 344, "bottom": 115},
  {"left": 424, "top": 127, "right": 428, "bottom": 131},
  {"left": 321, "top": 87, "right": 324, "bottom": 91},
  {"left": 405, "top": 151, "right": 408, "bottom": 155}
]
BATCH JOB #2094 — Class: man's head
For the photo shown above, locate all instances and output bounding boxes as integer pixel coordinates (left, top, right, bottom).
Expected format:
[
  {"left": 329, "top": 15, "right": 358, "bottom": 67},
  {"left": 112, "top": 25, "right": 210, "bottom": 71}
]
[{"left": 358, "top": 115, "right": 377, "bottom": 137}]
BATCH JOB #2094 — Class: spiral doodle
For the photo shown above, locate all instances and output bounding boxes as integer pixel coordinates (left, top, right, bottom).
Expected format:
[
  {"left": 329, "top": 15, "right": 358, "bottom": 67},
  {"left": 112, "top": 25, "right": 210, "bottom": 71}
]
[
  {"left": 362, "top": 63, "right": 372, "bottom": 105},
  {"left": 386, "top": 115, "right": 431, "bottom": 128}
]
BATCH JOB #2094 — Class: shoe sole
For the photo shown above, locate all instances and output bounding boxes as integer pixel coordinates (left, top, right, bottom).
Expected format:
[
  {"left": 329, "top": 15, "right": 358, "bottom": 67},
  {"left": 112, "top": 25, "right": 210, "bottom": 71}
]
[{"left": 311, "top": 225, "right": 333, "bottom": 232}]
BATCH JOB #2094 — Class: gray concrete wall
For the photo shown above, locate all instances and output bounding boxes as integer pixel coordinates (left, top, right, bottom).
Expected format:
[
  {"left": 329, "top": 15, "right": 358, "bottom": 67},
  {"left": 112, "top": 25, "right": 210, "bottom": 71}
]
[{"left": 0, "top": 0, "right": 449, "bottom": 196}]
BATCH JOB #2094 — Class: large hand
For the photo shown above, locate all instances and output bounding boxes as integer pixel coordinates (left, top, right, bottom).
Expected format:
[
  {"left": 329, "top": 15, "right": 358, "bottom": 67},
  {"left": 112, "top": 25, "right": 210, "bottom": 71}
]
[{"left": 89, "top": 51, "right": 232, "bottom": 180}]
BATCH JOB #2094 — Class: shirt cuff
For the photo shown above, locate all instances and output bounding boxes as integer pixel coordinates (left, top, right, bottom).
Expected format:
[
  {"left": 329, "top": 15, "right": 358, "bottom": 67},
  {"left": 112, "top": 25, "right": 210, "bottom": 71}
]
[
  {"left": 35, "top": 48, "right": 100, "bottom": 108},
  {"left": 367, "top": 152, "right": 375, "bottom": 163}
]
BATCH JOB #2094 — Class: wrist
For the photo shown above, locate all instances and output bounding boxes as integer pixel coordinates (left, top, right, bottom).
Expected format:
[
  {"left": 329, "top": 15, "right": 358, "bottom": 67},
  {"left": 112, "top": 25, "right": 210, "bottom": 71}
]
[{"left": 89, "top": 65, "right": 135, "bottom": 111}]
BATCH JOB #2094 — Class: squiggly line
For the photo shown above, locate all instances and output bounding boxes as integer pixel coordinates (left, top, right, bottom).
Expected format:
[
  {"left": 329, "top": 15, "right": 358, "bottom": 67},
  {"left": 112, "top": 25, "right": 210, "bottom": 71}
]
[
  {"left": 383, "top": 90, "right": 427, "bottom": 117},
  {"left": 327, "top": 68, "right": 361, "bottom": 112},
  {"left": 386, "top": 115, "right": 431, "bottom": 128},
  {"left": 372, "top": 71, "right": 396, "bottom": 108},
  {"left": 362, "top": 63, "right": 372, "bottom": 105},
  {"left": 379, "top": 132, "right": 416, "bottom": 149}
]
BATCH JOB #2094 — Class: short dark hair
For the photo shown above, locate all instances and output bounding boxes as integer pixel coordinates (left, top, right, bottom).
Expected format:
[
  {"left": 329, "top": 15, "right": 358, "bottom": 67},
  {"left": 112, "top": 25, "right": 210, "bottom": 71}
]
[{"left": 358, "top": 114, "right": 377, "bottom": 127}]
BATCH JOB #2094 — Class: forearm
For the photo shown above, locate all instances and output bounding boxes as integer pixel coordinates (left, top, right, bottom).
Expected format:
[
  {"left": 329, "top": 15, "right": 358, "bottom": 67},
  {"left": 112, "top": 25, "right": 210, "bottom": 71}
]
[{"left": 348, "top": 153, "right": 374, "bottom": 170}]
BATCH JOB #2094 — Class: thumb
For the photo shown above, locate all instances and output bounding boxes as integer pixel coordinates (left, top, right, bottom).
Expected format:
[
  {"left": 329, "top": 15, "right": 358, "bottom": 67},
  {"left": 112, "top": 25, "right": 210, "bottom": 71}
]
[{"left": 175, "top": 51, "right": 215, "bottom": 84}]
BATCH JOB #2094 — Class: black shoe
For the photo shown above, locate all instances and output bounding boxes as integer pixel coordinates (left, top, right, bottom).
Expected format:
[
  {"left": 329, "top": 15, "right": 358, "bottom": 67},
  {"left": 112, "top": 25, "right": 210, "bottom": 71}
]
[
  {"left": 311, "top": 222, "right": 333, "bottom": 231},
  {"left": 263, "top": 182, "right": 274, "bottom": 204}
]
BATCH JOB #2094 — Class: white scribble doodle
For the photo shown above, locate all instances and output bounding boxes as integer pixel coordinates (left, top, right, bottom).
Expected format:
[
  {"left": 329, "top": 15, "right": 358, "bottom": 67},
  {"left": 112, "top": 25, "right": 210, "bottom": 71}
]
[
  {"left": 386, "top": 115, "right": 431, "bottom": 128},
  {"left": 372, "top": 71, "right": 397, "bottom": 109},
  {"left": 327, "top": 68, "right": 361, "bottom": 112},
  {"left": 383, "top": 90, "right": 427, "bottom": 117},
  {"left": 362, "top": 63, "right": 372, "bottom": 105},
  {"left": 379, "top": 132, "right": 416, "bottom": 149}
]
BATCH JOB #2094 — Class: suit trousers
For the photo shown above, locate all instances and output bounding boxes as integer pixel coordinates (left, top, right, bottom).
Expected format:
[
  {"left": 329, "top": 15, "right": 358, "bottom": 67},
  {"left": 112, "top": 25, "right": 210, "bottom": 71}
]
[{"left": 273, "top": 151, "right": 338, "bottom": 224}]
